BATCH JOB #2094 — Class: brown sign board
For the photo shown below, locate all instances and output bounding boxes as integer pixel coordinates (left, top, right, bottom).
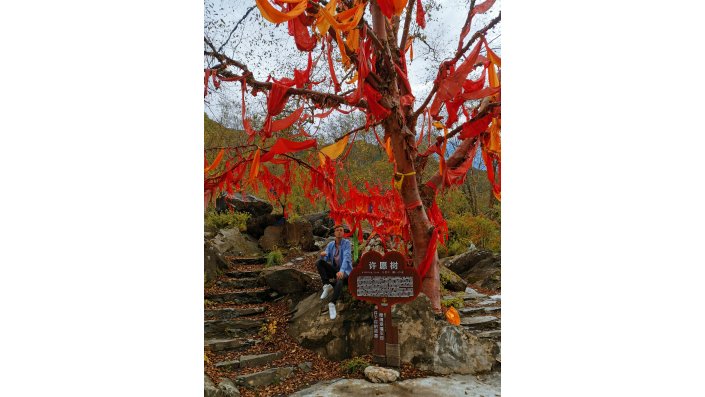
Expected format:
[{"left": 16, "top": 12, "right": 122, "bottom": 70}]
[
  {"left": 348, "top": 250, "right": 421, "bottom": 307},
  {"left": 349, "top": 250, "right": 421, "bottom": 367}
]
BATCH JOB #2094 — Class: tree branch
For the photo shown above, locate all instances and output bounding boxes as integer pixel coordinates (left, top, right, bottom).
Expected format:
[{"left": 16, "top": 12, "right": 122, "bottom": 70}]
[
  {"left": 217, "top": 5, "right": 257, "bottom": 53},
  {"left": 412, "top": 12, "right": 501, "bottom": 118},
  {"left": 399, "top": 0, "right": 415, "bottom": 52}
]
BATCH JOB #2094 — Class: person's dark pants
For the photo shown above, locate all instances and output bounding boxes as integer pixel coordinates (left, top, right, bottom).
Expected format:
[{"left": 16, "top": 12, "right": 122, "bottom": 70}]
[{"left": 316, "top": 258, "right": 348, "bottom": 303}]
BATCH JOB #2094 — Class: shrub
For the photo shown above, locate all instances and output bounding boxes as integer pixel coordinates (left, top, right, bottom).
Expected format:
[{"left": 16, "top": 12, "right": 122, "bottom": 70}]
[
  {"left": 204, "top": 210, "right": 250, "bottom": 232},
  {"left": 258, "top": 320, "right": 277, "bottom": 342},
  {"left": 441, "top": 296, "right": 464, "bottom": 309},
  {"left": 445, "top": 214, "right": 500, "bottom": 253},
  {"left": 341, "top": 356, "right": 370, "bottom": 374},
  {"left": 265, "top": 248, "right": 284, "bottom": 267}
]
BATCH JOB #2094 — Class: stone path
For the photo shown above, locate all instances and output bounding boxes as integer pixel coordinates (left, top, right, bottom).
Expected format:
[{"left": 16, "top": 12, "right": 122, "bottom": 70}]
[
  {"left": 205, "top": 257, "right": 501, "bottom": 396},
  {"left": 205, "top": 257, "right": 296, "bottom": 397},
  {"left": 446, "top": 286, "right": 501, "bottom": 365}
]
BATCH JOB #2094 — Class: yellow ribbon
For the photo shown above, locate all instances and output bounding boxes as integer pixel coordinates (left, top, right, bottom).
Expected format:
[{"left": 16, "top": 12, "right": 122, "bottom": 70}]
[{"left": 394, "top": 171, "right": 416, "bottom": 191}]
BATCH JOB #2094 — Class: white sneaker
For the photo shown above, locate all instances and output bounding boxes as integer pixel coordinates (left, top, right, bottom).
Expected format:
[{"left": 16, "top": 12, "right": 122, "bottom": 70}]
[
  {"left": 320, "top": 284, "right": 334, "bottom": 300},
  {"left": 328, "top": 302, "right": 337, "bottom": 320}
]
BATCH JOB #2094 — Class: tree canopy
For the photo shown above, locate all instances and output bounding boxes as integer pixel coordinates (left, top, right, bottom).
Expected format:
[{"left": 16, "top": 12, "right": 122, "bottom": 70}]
[{"left": 204, "top": 0, "right": 501, "bottom": 312}]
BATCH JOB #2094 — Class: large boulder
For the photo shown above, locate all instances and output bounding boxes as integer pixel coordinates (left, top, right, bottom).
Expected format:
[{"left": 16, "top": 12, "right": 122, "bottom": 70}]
[
  {"left": 216, "top": 192, "right": 273, "bottom": 217},
  {"left": 287, "top": 290, "right": 373, "bottom": 361},
  {"left": 442, "top": 249, "right": 494, "bottom": 276},
  {"left": 205, "top": 241, "right": 229, "bottom": 284},
  {"left": 258, "top": 266, "right": 317, "bottom": 294},
  {"left": 392, "top": 294, "right": 497, "bottom": 374},
  {"left": 259, "top": 225, "right": 285, "bottom": 251},
  {"left": 288, "top": 291, "right": 496, "bottom": 374},
  {"left": 284, "top": 219, "right": 317, "bottom": 251},
  {"left": 439, "top": 264, "right": 468, "bottom": 292},
  {"left": 246, "top": 213, "right": 285, "bottom": 238},
  {"left": 303, "top": 211, "right": 334, "bottom": 237},
  {"left": 211, "top": 228, "right": 263, "bottom": 257},
  {"left": 463, "top": 255, "right": 501, "bottom": 291}
]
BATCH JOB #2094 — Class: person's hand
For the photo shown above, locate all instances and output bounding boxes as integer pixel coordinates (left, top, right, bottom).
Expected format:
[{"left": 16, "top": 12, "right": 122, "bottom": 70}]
[
  {"left": 320, "top": 251, "right": 326, "bottom": 257},
  {"left": 336, "top": 271, "right": 344, "bottom": 280}
]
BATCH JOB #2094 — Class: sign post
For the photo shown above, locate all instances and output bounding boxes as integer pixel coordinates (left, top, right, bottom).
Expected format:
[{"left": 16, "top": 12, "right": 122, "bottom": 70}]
[{"left": 348, "top": 250, "right": 421, "bottom": 367}]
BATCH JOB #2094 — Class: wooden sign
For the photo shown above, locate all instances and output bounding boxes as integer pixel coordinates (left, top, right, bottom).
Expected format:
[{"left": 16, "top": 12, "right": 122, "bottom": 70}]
[{"left": 348, "top": 251, "right": 421, "bottom": 367}]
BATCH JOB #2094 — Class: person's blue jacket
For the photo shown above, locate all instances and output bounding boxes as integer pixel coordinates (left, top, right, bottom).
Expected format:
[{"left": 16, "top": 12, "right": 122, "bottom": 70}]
[{"left": 324, "top": 239, "right": 353, "bottom": 276}]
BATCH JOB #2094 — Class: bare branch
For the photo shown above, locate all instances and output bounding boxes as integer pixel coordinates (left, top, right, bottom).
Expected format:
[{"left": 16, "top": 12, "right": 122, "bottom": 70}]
[
  {"left": 412, "top": 12, "right": 501, "bottom": 118},
  {"left": 217, "top": 5, "right": 257, "bottom": 53},
  {"left": 399, "top": 0, "right": 415, "bottom": 52}
]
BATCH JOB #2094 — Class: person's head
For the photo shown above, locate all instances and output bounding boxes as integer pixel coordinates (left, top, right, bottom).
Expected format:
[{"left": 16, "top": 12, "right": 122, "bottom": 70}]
[{"left": 333, "top": 224, "right": 345, "bottom": 239}]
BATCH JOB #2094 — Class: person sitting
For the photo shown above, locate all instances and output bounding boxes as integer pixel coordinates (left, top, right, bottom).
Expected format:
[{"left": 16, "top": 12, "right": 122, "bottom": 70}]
[{"left": 315, "top": 224, "right": 352, "bottom": 320}]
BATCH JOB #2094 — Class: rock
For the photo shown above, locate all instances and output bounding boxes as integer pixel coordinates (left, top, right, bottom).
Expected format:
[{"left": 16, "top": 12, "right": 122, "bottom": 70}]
[
  {"left": 478, "top": 299, "right": 496, "bottom": 306},
  {"left": 298, "top": 361, "right": 313, "bottom": 373},
  {"left": 246, "top": 213, "right": 285, "bottom": 238},
  {"left": 289, "top": 372, "right": 501, "bottom": 397},
  {"left": 258, "top": 266, "right": 315, "bottom": 294},
  {"left": 217, "top": 378, "right": 240, "bottom": 397},
  {"left": 287, "top": 291, "right": 373, "bottom": 360},
  {"left": 463, "top": 255, "right": 501, "bottom": 291},
  {"left": 443, "top": 250, "right": 494, "bottom": 276},
  {"left": 216, "top": 278, "right": 262, "bottom": 290},
  {"left": 211, "top": 228, "right": 262, "bottom": 257},
  {"left": 216, "top": 192, "right": 273, "bottom": 217},
  {"left": 215, "top": 360, "right": 240, "bottom": 370},
  {"left": 239, "top": 351, "right": 283, "bottom": 368},
  {"left": 283, "top": 219, "right": 317, "bottom": 251},
  {"left": 204, "top": 338, "right": 256, "bottom": 352},
  {"left": 259, "top": 225, "right": 285, "bottom": 251},
  {"left": 205, "top": 306, "right": 267, "bottom": 320},
  {"left": 392, "top": 294, "right": 496, "bottom": 374},
  {"left": 205, "top": 241, "right": 228, "bottom": 284},
  {"left": 303, "top": 211, "right": 334, "bottom": 237},
  {"left": 439, "top": 265, "right": 468, "bottom": 292},
  {"left": 477, "top": 330, "right": 501, "bottom": 338},
  {"left": 364, "top": 366, "right": 400, "bottom": 383},
  {"left": 205, "top": 374, "right": 219, "bottom": 397},
  {"left": 463, "top": 287, "right": 487, "bottom": 300},
  {"left": 490, "top": 294, "right": 501, "bottom": 300},
  {"left": 236, "top": 367, "right": 294, "bottom": 389},
  {"left": 460, "top": 316, "right": 498, "bottom": 327},
  {"left": 204, "top": 318, "right": 265, "bottom": 339},
  {"left": 205, "top": 289, "right": 272, "bottom": 305}
]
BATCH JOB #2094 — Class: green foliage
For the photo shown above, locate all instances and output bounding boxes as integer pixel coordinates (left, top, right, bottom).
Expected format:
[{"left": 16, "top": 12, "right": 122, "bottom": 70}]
[
  {"left": 440, "top": 214, "right": 501, "bottom": 256},
  {"left": 258, "top": 320, "right": 278, "bottom": 342},
  {"left": 341, "top": 356, "right": 370, "bottom": 374},
  {"left": 441, "top": 296, "right": 464, "bottom": 309},
  {"left": 204, "top": 210, "right": 250, "bottom": 232},
  {"left": 265, "top": 248, "right": 284, "bottom": 267}
]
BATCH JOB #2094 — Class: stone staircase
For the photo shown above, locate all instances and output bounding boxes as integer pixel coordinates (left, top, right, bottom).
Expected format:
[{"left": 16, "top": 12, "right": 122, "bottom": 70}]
[
  {"left": 204, "top": 257, "right": 306, "bottom": 397},
  {"left": 450, "top": 287, "right": 501, "bottom": 364}
]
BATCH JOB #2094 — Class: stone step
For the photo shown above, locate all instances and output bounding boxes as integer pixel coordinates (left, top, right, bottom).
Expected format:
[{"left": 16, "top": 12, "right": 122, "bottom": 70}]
[
  {"left": 228, "top": 256, "right": 267, "bottom": 265},
  {"left": 476, "top": 330, "right": 501, "bottom": 339},
  {"left": 205, "top": 306, "right": 267, "bottom": 320},
  {"left": 460, "top": 315, "right": 500, "bottom": 329},
  {"left": 204, "top": 318, "right": 265, "bottom": 338},
  {"left": 204, "top": 337, "right": 257, "bottom": 352},
  {"left": 236, "top": 366, "right": 295, "bottom": 389},
  {"left": 216, "top": 277, "right": 262, "bottom": 289},
  {"left": 215, "top": 351, "right": 284, "bottom": 371},
  {"left": 458, "top": 306, "right": 501, "bottom": 315},
  {"left": 205, "top": 289, "right": 277, "bottom": 304},
  {"left": 226, "top": 270, "right": 263, "bottom": 279}
]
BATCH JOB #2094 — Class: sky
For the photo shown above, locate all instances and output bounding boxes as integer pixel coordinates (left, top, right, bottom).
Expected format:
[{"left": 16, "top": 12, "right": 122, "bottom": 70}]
[{"left": 203, "top": 0, "right": 501, "bottom": 135}]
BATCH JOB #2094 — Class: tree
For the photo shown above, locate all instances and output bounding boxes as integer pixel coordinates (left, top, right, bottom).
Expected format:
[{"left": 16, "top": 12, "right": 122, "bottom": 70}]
[{"left": 204, "top": 0, "right": 501, "bottom": 313}]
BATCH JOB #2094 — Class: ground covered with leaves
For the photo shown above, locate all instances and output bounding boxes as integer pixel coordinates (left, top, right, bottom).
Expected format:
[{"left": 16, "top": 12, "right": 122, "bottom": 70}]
[{"left": 205, "top": 254, "right": 438, "bottom": 397}]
